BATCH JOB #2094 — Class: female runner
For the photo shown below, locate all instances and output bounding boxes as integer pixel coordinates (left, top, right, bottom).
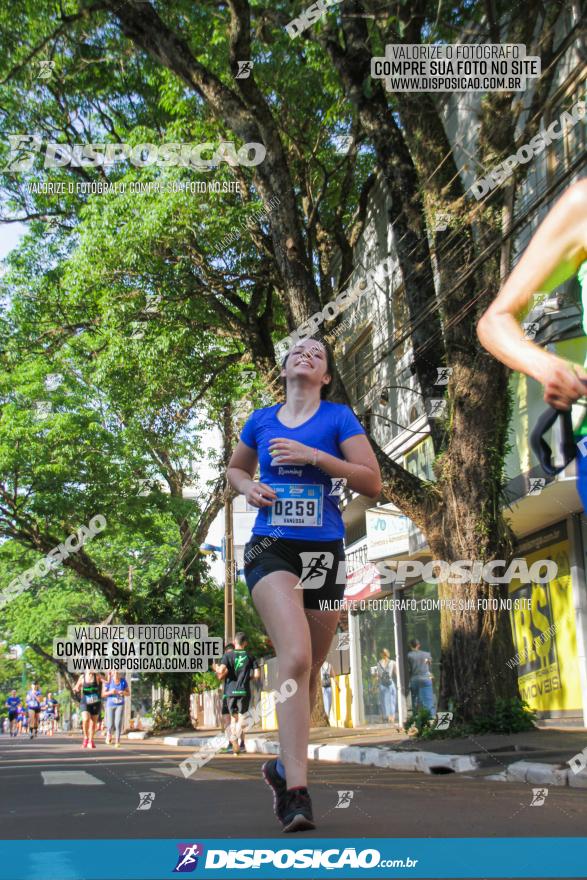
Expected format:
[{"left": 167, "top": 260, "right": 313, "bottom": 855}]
[
  {"left": 227, "top": 337, "right": 381, "bottom": 832},
  {"left": 477, "top": 179, "right": 587, "bottom": 507},
  {"left": 73, "top": 669, "right": 103, "bottom": 749},
  {"left": 103, "top": 670, "right": 130, "bottom": 747}
]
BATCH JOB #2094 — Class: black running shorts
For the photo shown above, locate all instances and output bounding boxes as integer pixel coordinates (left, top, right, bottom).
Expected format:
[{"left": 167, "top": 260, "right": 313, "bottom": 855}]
[
  {"left": 243, "top": 536, "right": 346, "bottom": 611},
  {"left": 227, "top": 694, "right": 251, "bottom": 715},
  {"left": 80, "top": 698, "right": 101, "bottom": 717}
]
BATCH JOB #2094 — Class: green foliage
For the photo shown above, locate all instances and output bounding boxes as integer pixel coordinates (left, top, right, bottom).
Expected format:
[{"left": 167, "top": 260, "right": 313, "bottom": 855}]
[
  {"left": 404, "top": 706, "right": 435, "bottom": 737},
  {"left": 405, "top": 698, "right": 536, "bottom": 739},
  {"left": 468, "top": 698, "right": 537, "bottom": 734},
  {"left": 193, "top": 670, "right": 220, "bottom": 693},
  {"left": 0, "top": 653, "right": 25, "bottom": 717},
  {"left": 151, "top": 697, "right": 191, "bottom": 732}
]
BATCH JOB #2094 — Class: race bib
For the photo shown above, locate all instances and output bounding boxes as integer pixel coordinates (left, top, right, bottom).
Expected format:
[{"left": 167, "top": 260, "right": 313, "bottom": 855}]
[
  {"left": 84, "top": 693, "right": 100, "bottom": 705},
  {"left": 266, "top": 484, "right": 323, "bottom": 527},
  {"left": 111, "top": 696, "right": 123, "bottom": 706}
]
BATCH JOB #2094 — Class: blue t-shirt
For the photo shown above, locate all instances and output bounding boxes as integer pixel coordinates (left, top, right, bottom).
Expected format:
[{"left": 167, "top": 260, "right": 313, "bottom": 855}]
[
  {"left": 240, "top": 400, "right": 365, "bottom": 540},
  {"left": 105, "top": 678, "right": 128, "bottom": 707},
  {"left": 6, "top": 696, "right": 21, "bottom": 712},
  {"left": 26, "top": 690, "right": 41, "bottom": 710}
]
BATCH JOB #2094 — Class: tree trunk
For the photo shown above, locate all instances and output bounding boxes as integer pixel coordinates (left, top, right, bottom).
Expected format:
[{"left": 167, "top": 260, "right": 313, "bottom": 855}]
[
  {"left": 437, "top": 580, "right": 519, "bottom": 718},
  {"left": 310, "top": 689, "right": 329, "bottom": 727}
]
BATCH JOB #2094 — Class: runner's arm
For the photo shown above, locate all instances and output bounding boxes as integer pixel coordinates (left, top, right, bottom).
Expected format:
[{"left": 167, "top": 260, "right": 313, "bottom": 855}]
[
  {"left": 214, "top": 663, "right": 228, "bottom": 681},
  {"left": 268, "top": 434, "right": 382, "bottom": 497},
  {"left": 477, "top": 179, "right": 587, "bottom": 408},
  {"left": 227, "top": 441, "right": 277, "bottom": 507}
]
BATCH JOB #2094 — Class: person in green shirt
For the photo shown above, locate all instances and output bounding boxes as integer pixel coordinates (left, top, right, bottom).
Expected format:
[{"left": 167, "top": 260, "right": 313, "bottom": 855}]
[
  {"left": 477, "top": 178, "right": 587, "bottom": 506},
  {"left": 214, "top": 633, "right": 260, "bottom": 755}
]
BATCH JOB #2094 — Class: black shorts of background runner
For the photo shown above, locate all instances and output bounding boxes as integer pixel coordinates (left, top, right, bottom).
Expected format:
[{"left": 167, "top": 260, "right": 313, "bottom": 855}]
[
  {"left": 8, "top": 710, "right": 19, "bottom": 722},
  {"left": 227, "top": 694, "right": 251, "bottom": 715},
  {"left": 80, "top": 698, "right": 101, "bottom": 717},
  {"left": 243, "top": 537, "right": 346, "bottom": 611}
]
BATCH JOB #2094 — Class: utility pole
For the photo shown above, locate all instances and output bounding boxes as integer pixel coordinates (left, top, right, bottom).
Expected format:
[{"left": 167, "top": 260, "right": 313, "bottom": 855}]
[
  {"left": 224, "top": 496, "right": 235, "bottom": 645},
  {"left": 222, "top": 404, "right": 235, "bottom": 646},
  {"left": 126, "top": 563, "right": 133, "bottom": 731}
]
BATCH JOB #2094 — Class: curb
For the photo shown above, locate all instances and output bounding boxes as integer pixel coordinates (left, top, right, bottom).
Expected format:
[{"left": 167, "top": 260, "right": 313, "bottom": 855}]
[
  {"left": 162, "top": 734, "right": 587, "bottom": 786},
  {"left": 487, "top": 759, "right": 587, "bottom": 788},
  {"left": 164, "top": 734, "right": 478, "bottom": 775}
]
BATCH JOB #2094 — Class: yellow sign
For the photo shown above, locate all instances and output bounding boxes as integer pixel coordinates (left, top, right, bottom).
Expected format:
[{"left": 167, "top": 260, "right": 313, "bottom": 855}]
[{"left": 508, "top": 524, "right": 581, "bottom": 713}]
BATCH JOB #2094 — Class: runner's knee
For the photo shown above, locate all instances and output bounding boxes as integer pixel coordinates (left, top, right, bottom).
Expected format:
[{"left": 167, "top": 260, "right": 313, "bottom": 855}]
[{"left": 280, "top": 649, "right": 312, "bottom": 680}]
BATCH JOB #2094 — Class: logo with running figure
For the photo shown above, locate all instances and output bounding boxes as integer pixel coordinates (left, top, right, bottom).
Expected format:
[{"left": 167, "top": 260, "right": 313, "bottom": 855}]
[
  {"left": 173, "top": 843, "right": 204, "bottom": 872},
  {"left": 296, "top": 551, "right": 334, "bottom": 589},
  {"left": 328, "top": 477, "right": 347, "bottom": 496},
  {"left": 136, "top": 791, "right": 155, "bottom": 810},
  {"left": 530, "top": 788, "right": 548, "bottom": 807},
  {"left": 335, "top": 790, "right": 354, "bottom": 808},
  {"left": 435, "top": 711, "right": 453, "bottom": 730}
]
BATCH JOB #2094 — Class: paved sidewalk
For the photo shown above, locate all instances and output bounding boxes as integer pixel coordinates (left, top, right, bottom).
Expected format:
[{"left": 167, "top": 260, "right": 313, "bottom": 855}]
[{"left": 154, "top": 721, "right": 587, "bottom": 788}]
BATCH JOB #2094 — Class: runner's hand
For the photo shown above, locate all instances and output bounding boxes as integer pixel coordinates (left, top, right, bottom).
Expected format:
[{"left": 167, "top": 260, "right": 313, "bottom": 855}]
[
  {"left": 268, "top": 438, "right": 314, "bottom": 464},
  {"left": 541, "top": 358, "right": 587, "bottom": 410},
  {"left": 244, "top": 480, "right": 277, "bottom": 508}
]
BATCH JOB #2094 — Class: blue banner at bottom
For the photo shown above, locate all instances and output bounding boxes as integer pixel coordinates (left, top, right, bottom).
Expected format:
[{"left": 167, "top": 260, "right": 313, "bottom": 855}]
[{"left": 0, "top": 837, "right": 586, "bottom": 880}]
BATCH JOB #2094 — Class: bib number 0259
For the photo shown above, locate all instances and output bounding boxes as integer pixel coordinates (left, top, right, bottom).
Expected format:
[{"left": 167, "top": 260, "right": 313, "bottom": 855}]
[{"left": 266, "top": 484, "right": 323, "bottom": 527}]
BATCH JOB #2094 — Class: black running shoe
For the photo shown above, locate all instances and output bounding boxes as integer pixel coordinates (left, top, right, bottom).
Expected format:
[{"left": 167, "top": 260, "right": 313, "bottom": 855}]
[
  {"left": 262, "top": 759, "right": 289, "bottom": 823},
  {"left": 281, "top": 787, "right": 316, "bottom": 833}
]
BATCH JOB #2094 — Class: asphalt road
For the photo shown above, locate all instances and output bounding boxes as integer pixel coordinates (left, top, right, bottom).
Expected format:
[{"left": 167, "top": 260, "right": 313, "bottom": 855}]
[{"left": 0, "top": 733, "right": 585, "bottom": 841}]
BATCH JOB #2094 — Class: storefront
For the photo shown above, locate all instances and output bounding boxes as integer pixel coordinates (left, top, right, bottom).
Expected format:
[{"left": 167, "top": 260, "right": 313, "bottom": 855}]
[
  {"left": 345, "top": 505, "right": 587, "bottom": 727},
  {"left": 345, "top": 508, "right": 441, "bottom": 726},
  {"left": 508, "top": 519, "right": 586, "bottom": 721}
]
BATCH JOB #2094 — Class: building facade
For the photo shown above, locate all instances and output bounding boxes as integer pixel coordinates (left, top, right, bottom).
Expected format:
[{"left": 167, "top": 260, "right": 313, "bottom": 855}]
[{"left": 333, "top": 21, "right": 586, "bottom": 726}]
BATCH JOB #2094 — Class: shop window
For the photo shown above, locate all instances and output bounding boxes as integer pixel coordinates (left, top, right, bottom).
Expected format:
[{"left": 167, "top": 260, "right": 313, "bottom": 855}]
[
  {"left": 357, "top": 607, "right": 398, "bottom": 722},
  {"left": 347, "top": 328, "right": 374, "bottom": 409},
  {"left": 409, "top": 404, "right": 420, "bottom": 423},
  {"left": 513, "top": 79, "right": 586, "bottom": 229},
  {"left": 404, "top": 437, "right": 435, "bottom": 481},
  {"left": 403, "top": 581, "right": 441, "bottom": 688},
  {"left": 547, "top": 84, "right": 586, "bottom": 178},
  {"left": 391, "top": 285, "right": 410, "bottom": 362}
]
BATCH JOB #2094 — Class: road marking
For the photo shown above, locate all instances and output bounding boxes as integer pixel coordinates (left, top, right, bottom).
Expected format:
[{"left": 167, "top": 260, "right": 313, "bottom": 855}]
[
  {"left": 41, "top": 771, "right": 104, "bottom": 785},
  {"left": 156, "top": 766, "right": 254, "bottom": 781},
  {"left": 1, "top": 757, "right": 175, "bottom": 769}
]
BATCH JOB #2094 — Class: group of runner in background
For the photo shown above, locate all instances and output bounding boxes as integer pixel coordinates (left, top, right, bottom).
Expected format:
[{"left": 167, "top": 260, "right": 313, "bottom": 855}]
[
  {"left": 3, "top": 669, "right": 129, "bottom": 748},
  {"left": 4, "top": 684, "right": 59, "bottom": 738}
]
